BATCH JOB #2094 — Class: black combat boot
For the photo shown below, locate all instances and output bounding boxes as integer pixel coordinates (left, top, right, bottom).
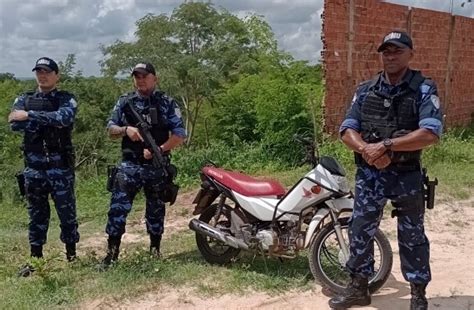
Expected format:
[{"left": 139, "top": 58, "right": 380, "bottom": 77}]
[
  {"left": 101, "top": 236, "right": 121, "bottom": 267},
  {"left": 328, "top": 274, "right": 371, "bottom": 309},
  {"left": 18, "top": 245, "right": 43, "bottom": 277},
  {"left": 410, "top": 283, "right": 428, "bottom": 310},
  {"left": 149, "top": 234, "right": 162, "bottom": 258},
  {"left": 65, "top": 243, "right": 77, "bottom": 262}
]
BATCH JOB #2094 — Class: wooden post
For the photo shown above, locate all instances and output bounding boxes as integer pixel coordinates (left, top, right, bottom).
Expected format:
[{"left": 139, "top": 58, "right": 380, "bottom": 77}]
[{"left": 444, "top": 15, "right": 455, "bottom": 126}]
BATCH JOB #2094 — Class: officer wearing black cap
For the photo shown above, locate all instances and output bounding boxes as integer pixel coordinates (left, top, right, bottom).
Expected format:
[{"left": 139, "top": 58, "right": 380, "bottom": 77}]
[
  {"left": 329, "top": 31, "right": 443, "bottom": 310},
  {"left": 8, "top": 57, "right": 80, "bottom": 276},
  {"left": 101, "top": 62, "right": 186, "bottom": 267}
]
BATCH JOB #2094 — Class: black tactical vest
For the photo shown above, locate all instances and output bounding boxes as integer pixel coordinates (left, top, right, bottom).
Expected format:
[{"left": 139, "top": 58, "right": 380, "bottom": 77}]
[
  {"left": 121, "top": 92, "right": 170, "bottom": 163},
  {"left": 357, "top": 71, "right": 426, "bottom": 166},
  {"left": 22, "top": 91, "right": 74, "bottom": 156}
]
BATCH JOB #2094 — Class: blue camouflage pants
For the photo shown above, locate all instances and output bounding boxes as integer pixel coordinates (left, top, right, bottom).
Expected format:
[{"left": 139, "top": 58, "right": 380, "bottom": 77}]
[
  {"left": 346, "top": 166, "right": 431, "bottom": 284},
  {"left": 24, "top": 172, "right": 79, "bottom": 246},
  {"left": 106, "top": 162, "right": 166, "bottom": 238}
]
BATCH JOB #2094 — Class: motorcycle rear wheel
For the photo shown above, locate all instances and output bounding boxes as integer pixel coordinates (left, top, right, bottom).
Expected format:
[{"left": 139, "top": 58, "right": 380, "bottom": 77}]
[
  {"left": 195, "top": 203, "right": 241, "bottom": 265},
  {"left": 308, "top": 217, "right": 393, "bottom": 294}
]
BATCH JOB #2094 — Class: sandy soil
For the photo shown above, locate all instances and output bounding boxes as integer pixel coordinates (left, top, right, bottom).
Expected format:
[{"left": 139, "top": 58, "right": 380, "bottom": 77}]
[{"left": 81, "top": 193, "right": 474, "bottom": 310}]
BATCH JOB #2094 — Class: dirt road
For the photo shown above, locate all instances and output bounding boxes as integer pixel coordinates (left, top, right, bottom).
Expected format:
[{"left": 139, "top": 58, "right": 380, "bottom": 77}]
[{"left": 84, "top": 194, "right": 474, "bottom": 310}]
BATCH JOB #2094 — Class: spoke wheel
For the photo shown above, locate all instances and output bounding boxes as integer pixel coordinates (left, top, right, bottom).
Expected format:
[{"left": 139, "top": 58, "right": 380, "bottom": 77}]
[
  {"left": 195, "top": 204, "right": 241, "bottom": 265},
  {"left": 308, "top": 217, "right": 393, "bottom": 294}
]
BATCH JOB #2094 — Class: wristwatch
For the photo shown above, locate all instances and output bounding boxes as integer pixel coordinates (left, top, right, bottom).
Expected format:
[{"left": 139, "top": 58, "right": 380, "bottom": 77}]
[{"left": 383, "top": 138, "right": 393, "bottom": 150}]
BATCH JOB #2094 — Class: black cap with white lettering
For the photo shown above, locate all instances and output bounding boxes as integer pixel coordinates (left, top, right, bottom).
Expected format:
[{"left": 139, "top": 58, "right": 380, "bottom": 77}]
[
  {"left": 32, "top": 57, "right": 59, "bottom": 73},
  {"left": 377, "top": 31, "right": 413, "bottom": 52},
  {"left": 131, "top": 62, "right": 156, "bottom": 76}
]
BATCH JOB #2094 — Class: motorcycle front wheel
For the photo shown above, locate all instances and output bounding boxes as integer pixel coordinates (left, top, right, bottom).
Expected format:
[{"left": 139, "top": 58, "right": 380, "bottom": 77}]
[
  {"left": 195, "top": 203, "right": 241, "bottom": 265},
  {"left": 308, "top": 217, "right": 393, "bottom": 294}
]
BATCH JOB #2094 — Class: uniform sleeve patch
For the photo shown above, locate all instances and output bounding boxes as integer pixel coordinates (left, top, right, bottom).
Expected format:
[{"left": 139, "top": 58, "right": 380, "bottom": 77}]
[
  {"left": 175, "top": 107, "right": 182, "bottom": 118},
  {"left": 430, "top": 95, "right": 440, "bottom": 110},
  {"left": 69, "top": 97, "right": 78, "bottom": 108},
  {"left": 351, "top": 93, "right": 358, "bottom": 106}
]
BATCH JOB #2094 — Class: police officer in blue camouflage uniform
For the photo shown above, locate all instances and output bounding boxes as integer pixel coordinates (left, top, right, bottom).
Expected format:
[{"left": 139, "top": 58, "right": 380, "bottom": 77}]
[
  {"left": 101, "top": 62, "right": 186, "bottom": 266},
  {"left": 8, "top": 57, "right": 80, "bottom": 276},
  {"left": 329, "top": 31, "right": 443, "bottom": 310}
]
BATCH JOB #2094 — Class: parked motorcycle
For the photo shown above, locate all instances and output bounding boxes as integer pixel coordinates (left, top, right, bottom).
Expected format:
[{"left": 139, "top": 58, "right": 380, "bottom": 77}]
[{"left": 189, "top": 134, "right": 393, "bottom": 293}]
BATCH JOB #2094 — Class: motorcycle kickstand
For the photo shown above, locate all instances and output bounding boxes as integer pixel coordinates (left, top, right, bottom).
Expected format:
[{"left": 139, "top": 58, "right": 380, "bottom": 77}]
[
  {"left": 259, "top": 245, "right": 269, "bottom": 273},
  {"left": 250, "top": 245, "right": 269, "bottom": 273}
]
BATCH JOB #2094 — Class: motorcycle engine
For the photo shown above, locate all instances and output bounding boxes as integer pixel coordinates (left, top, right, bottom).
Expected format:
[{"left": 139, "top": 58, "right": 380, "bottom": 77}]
[{"left": 255, "top": 230, "right": 275, "bottom": 250}]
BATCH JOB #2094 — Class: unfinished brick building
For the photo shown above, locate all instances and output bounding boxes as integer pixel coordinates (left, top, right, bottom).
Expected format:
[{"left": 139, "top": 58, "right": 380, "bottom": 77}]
[{"left": 322, "top": 0, "right": 474, "bottom": 133}]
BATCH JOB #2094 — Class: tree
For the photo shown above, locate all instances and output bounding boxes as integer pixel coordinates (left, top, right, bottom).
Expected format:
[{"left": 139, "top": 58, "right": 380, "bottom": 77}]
[
  {"left": 100, "top": 2, "right": 281, "bottom": 146},
  {"left": 205, "top": 59, "right": 321, "bottom": 163},
  {"left": 0, "top": 72, "right": 17, "bottom": 82},
  {"left": 58, "top": 54, "right": 83, "bottom": 81}
]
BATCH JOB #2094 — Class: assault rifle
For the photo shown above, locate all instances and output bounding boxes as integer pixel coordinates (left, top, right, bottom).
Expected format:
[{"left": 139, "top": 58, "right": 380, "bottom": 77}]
[
  {"left": 126, "top": 101, "right": 179, "bottom": 205},
  {"left": 126, "top": 101, "right": 168, "bottom": 177}
]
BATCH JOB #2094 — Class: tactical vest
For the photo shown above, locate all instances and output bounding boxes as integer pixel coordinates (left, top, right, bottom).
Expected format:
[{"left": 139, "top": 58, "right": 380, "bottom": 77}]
[
  {"left": 22, "top": 91, "right": 74, "bottom": 164},
  {"left": 121, "top": 92, "right": 170, "bottom": 163},
  {"left": 357, "top": 71, "right": 426, "bottom": 167}
]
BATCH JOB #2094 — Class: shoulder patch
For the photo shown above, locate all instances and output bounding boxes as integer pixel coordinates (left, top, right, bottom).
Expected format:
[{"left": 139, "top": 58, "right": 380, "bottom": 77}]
[
  {"left": 350, "top": 93, "right": 358, "bottom": 106},
  {"left": 420, "top": 84, "right": 431, "bottom": 95},
  {"left": 175, "top": 106, "right": 182, "bottom": 118},
  {"left": 430, "top": 95, "right": 440, "bottom": 110},
  {"left": 69, "top": 97, "right": 78, "bottom": 108}
]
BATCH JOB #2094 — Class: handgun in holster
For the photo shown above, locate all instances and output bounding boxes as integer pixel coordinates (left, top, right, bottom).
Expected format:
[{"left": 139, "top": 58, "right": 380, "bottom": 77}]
[
  {"left": 422, "top": 168, "right": 438, "bottom": 210},
  {"left": 162, "top": 163, "right": 179, "bottom": 205},
  {"left": 107, "top": 165, "right": 118, "bottom": 192},
  {"left": 15, "top": 172, "right": 26, "bottom": 196}
]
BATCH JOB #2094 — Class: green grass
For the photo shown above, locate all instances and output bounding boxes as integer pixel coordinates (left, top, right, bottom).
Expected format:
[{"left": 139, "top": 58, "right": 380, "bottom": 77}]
[
  {"left": 0, "top": 129, "right": 472, "bottom": 308},
  {"left": 0, "top": 220, "right": 311, "bottom": 309}
]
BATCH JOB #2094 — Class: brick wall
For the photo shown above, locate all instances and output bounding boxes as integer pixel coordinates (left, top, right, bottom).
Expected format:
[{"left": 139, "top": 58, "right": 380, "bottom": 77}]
[{"left": 322, "top": 0, "right": 474, "bottom": 133}]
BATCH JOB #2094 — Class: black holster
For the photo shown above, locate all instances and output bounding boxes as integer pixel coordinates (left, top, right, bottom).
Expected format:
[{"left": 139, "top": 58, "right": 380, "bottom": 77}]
[
  {"left": 162, "top": 183, "right": 179, "bottom": 205},
  {"left": 423, "top": 168, "right": 438, "bottom": 210},
  {"left": 107, "top": 165, "right": 118, "bottom": 192},
  {"left": 64, "top": 150, "right": 76, "bottom": 168},
  {"left": 162, "top": 164, "right": 179, "bottom": 205},
  {"left": 16, "top": 171, "right": 26, "bottom": 196}
]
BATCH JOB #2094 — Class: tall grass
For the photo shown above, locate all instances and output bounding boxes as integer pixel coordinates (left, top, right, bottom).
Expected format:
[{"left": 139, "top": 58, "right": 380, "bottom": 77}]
[{"left": 0, "top": 128, "right": 471, "bottom": 309}]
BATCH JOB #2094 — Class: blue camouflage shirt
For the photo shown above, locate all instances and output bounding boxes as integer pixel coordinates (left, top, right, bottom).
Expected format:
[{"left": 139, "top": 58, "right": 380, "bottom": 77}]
[
  {"left": 10, "top": 89, "right": 78, "bottom": 178},
  {"left": 107, "top": 90, "right": 187, "bottom": 138},
  {"left": 340, "top": 69, "right": 443, "bottom": 137}
]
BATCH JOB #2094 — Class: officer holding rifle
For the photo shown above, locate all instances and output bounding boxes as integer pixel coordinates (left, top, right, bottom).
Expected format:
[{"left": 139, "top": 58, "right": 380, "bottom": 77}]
[{"left": 102, "top": 62, "right": 186, "bottom": 266}]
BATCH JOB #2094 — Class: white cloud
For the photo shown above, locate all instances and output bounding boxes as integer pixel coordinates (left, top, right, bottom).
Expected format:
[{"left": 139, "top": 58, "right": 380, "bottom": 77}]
[
  {"left": 98, "top": 0, "right": 135, "bottom": 17},
  {"left": 0, "top": 0, "right": 472, "bottom": 77}
]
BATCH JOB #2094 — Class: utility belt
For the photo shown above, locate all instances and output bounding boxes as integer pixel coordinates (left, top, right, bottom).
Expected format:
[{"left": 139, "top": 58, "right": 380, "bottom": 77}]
[
  {"left": 108, "top": 154, "right": 179, "bottom": 205},
  {"left": 121, "top": 152, "right": 170, "bottom": 166},
  {"left": 354, "top": 153, "right": 421, "bottom": 172},
  {"left": 387, "top": 168, "right": 438, "bottom": 218},
  {"left": 24, "top": 151, "right": 75, "bottom": 170},
  {"left": 22, "top": 143, "right": 75, "bottom": 169},
  {"left": 25, "top": 159, "right": 72, "bottom": 170},
  {"left": 15, "top": 158, "right": 75, "bottom": 198}
]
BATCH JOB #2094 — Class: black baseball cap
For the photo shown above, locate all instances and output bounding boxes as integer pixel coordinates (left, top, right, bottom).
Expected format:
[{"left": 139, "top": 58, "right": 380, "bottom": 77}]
[
  {"left": 377, "top": 31, "right": 413, "bottom": 52},
  {"left": 32, "top": 57, "right": 59, "bottom": 73},
  {"left": 131, "top": 62, "right": 156, "bottom": 76}
]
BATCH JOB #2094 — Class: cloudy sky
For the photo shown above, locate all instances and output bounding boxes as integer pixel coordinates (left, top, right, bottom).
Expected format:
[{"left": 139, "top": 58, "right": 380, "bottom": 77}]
[{"left": 1, "top": 0, "right": 473, "bottom": 77}]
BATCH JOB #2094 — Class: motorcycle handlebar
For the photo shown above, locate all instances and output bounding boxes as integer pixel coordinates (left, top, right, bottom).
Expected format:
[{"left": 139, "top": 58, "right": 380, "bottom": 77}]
[
  {"left": 292, "top": 133, "right": 318, "bottom": 167},
  {"left": 292, "top": 133, "right": 314, "bottom": 147}
]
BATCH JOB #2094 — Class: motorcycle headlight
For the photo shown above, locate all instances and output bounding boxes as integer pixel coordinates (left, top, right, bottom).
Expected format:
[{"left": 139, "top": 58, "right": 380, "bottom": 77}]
[{"left": 333, "top": 175, "right": 350, "bottom": 193}]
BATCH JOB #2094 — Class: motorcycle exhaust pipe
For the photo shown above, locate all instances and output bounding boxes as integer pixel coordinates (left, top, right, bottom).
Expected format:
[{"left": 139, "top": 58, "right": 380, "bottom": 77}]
[{"left": 189, "top": 219, "right": 249, "bottom": 250}]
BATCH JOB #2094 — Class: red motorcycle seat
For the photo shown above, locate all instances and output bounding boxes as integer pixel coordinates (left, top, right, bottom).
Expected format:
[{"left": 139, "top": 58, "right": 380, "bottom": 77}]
[{"left": 202, "top": 167, "right": 286, "bottom": 197}]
